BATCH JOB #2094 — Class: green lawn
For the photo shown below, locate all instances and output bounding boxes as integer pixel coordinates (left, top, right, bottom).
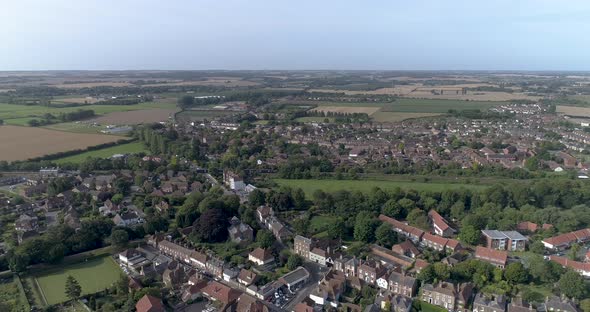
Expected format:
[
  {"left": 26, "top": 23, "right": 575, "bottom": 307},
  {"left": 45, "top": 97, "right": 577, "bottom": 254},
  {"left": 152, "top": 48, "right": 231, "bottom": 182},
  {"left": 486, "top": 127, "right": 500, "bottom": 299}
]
[
  {"left": 32, "top": 256, "right": 122, "bottom": 305},
  {"left": 295, "top": 116, "right": 335, "bottom": 123},
  {"left": 176, "top": 109, "right": 236, "bottom": 121},
  {"left": 309, "top": 215, "right": 336, "bottom": 234},
  {"left": 275, "top": 178, "right": 487, "bottom": 197},
  {"left": 54, "top": 142, "right": 147, "bottom": 164},
  {"left": 415, "top": 301, "right": 449, "bottom": 312},
  {"left": 383, "top": 98, "right": 504, "bottom": 113}
]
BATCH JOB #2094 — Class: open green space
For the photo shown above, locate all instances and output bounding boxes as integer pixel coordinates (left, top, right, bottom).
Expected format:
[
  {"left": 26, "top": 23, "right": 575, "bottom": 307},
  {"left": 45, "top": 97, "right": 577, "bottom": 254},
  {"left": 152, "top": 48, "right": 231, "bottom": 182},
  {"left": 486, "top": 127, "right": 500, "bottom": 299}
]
[
  {"left": 275, "top": 178, "right": 487, "bottom": 197},
  {"left": 31, "top": 256, "right": 121, "bottom": 305},
  {"left": 0, "top": 277, "right": 30, "bottom": 311},
  {"left": 53, "top": 142, "right": 148, "bottom": 164},
  {"left": 309, "top": 215, "right": 336, "bottom": 235},
  {"left": 0, "top": 101, "right": 174, "bottom": 125},
  {"left": 176, "top": 109, "right": 236, "bottom": 121},
  {"left": 43, "top": 122, "right": 106, "bottom": 134},
  {"left": 383, "top": 98, "right": 504, "bottom": 113},
  {"left": 295, "top": 116, "right": 335, "bottom": 123},
  {"left": 415, "top": 300, "right": 449, "bottom": 312}
]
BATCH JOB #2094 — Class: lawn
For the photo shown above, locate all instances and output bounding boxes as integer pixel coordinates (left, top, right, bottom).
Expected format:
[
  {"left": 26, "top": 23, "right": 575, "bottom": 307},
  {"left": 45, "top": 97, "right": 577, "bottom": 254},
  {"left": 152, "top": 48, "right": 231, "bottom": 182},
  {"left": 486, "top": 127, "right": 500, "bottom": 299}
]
[
  {"left": 32, "top": 256, "right": 122, "bottom": 305},
  {"left": 309, "top": 215, "right": 336, "bottom": 235},
  {"left": 275, "top": 178, "right": 487, "bottom": 197},
  {"left": 53, "top": 142, "right": 148, "bottom": 164},
  {"left": 415, "top": 300, "right": 448, "bottom": 312}
]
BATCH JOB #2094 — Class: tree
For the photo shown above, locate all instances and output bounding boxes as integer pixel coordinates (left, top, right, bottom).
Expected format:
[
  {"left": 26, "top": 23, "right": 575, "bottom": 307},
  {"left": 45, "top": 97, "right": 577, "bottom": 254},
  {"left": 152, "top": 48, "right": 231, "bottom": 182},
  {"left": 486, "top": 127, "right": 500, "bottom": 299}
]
[
  {"left": 375, "top": 223, "right": 397, "bottom": 248},
  {"left": 354, "top": 212, "right": 376, "bottom": 243},
  {"left": 558, "top": 270, "right": 587, "bottom": 299},
  {"left": 256, "top": 230, "right": 275, "bottom": 249},
  {"left": 406, "top": 208, "right": 429, "bottom": 230},
  {"left": 504, "top": 262, "right": 528, "bottom": 284},
  {"left": 327, "top": 218, "right": 346, "bottom": 240},
  {"left": 178, "top": 95, "right": 195, "bottom": 108},
  {"left": 286, "top": 254, "right": 303, "bottom": 270},
  {"left": 568, "top": 243, "right": 581, "bottom": 261},
  {"left": 65, "top": 275, "right": 82, "bottom": 301},
  {"left": 110, "top": 229, "right": 130, "bottom": 248},
  {"left": 192, "top": 208, "right": 229, "bottom": 243},
  {"left": 580, "top": 299, "right": 590, "bottom": 312},
  {"left": 248, "top": 189, "right": 266, "bottom": 206},
  {"left": 458, "top": 225, "right": 480, "bottom": 245},
  {"left": 382, "top": 199, "right": 403, "bottom": 218}
]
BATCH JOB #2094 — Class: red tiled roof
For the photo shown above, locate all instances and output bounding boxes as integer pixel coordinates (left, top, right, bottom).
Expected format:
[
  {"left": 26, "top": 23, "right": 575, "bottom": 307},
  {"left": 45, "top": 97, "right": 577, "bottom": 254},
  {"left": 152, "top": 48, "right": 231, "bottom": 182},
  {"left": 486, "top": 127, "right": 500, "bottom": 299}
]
[
  {"left": 428, "top": 210, "right": 450, "bottom": 232},
  {"left": 516, "top": 221, "right": 538, "bottom": 232},
  {"left": 135, "top": 295, "right": 165, "bottom": 312},
  {"left": 249, "top": 247, "right": 273, "bottom": 261},
  {"left": 423, "top": 233, "right": 448, "bottom": 247},
  {"left": 549, "top": 255, "right": 590, "bottom": 274},
  {"left": 379, "top": 214, "right": 424, "bottom": 239},
  {"left": 475, "top": 246, "right": 508, "bottom": 266},
  {"left": 543, "top": 228, "right": 590, "bottom": 247},
  {"left": 202, "top": 281, "right": 242, "bottom": 304}
]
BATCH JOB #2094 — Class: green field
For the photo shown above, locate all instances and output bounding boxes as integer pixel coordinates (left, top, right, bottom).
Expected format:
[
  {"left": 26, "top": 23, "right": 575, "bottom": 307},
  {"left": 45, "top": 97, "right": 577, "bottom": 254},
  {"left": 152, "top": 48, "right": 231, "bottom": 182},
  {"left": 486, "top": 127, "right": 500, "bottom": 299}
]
[
  {"left": 32, "top": 256, "right": 121, "bottom": 305},
  {"left": 383, "top": 98, "right": 504, "bottom": 113},
  {"left": 415, "top": 301, "right": 448, "bottom": 312},
  {"left": 295, "top": 116, "right": 335, "bottom": 123},
  {"left": 275, "top": 178, "right": 487, "bottom": 196},
  {"left": 54, "top": 142, "right": 148, "bottom": 164},
  {"left": 43, "top": 122, "right": 106, "bottom": 134},
  {"left": 0, "top": 101, "right": 174, "bottom": 125},
  {"left": 176, "top": 109, "right": 236, "bottom": 121}
]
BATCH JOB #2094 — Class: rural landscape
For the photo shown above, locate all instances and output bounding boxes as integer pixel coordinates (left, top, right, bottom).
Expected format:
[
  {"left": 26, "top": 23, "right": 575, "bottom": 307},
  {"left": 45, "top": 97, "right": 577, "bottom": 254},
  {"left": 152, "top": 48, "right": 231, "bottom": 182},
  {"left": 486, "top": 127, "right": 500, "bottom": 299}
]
[
  {"left": 0, "top": 70, "right": 590, "bottom": 312},
  {"left": 2, "top": 1, "right": 590, "bottom": 312}
]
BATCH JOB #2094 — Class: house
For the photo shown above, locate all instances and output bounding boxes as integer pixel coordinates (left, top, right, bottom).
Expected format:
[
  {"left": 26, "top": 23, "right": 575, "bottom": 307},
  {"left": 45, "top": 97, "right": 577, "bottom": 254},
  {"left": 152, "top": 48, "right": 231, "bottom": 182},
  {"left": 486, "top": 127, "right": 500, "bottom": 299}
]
[
  {"left": 248, "top": 248, "right": 274, "bottom": 266},
  {"left": 112, "top": 211, "right": 142, "bottom": 227},
  {"left": 294, "top": 235, "right": 313, "bottom": 259},
  {"left": 421, "top": 282, "right": 473, "bottom": 311},
  {"left": 135, "top": 294, "right": 165, "bottom": 312},
  {"left": 421, "top": 233, "right": 449, "bottom": 252},
  {"left": 234, "top": 293, "right": 270, "bottom": 312},
  {"left": 507, "top": 297, "right": 536, "bottom": 312},
  {"left": 543, "top": 296, "right": 580, "bottom": 312},
  {"left": 223, "top": 170, "right": 246, "bottom": 191},
  {"left": 294, "top": 298, "right": 316, "bottom": 312},
  {"left": 15, "top": 214, "right": 39, "bottom": 232},
  {"left": 309, "top": 270, "right": 346, "bottom": 308},
  {"left": 481, "top": 230, "right": 527, "bottom": 251},
  {"left": 358, "top": 259, "right": 387, "bottom": 285},
  {"left": 238, "top": 269, "right": 258, "bottom": 286},
  {"left": 378, "top": 270, "right": 417, "bottom": 297},
  {"left": 542, "top": 228, "right": 590, "bottom": 250},
  {"left": 475, "top": 247, "right": 508, "bottom": 268},
  {"left": 162, "top": 263, "right": 192, "bottom": 288},
  {"left": 202, "top": 281, "right": 242, "bottom": 306},
  {"left": 429, "top": 210, "right": 455, "bottom": 237},
  {"left": 379, "top": 215, "right": 424, "bottom": 243},
  {"left": 473, "top": 293, "right": 507, "bottom": 312},
  {"left": 119, "top": 249, "right": 150, "bottom": 270},
  {"left": 392, "top": 241, "right": 420, "bottom": 258},
  {"left": 549, "top": 255, "right": 590, "bottom": 277},
  {"left": 228, "top": 216, "right": 254, "bottom": 245}
]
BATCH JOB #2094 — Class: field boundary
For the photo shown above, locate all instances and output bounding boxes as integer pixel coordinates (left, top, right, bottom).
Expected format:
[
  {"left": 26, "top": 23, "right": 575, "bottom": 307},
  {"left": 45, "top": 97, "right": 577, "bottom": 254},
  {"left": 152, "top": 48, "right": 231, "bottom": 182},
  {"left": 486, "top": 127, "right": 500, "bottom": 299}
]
[
  {"left": 13, "top": 274, "right": 32, "bottom": 310},
  {"left": 33, "top": 276, "right": 49, "bottom": 306}
]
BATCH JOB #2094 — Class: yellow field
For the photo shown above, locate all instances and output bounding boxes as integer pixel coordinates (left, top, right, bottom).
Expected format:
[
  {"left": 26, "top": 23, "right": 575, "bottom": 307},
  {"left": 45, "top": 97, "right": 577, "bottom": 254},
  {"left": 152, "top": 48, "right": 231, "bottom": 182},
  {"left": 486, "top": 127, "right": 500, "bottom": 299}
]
[
  {"left": 55, "top": 82, "right": 132, "bottom": 88},
  {"left": 557, "top": 105, "right": 590, "bottom": 117},
  {"left": 143, "top": 78, "right": 259, "bottom": 87}
]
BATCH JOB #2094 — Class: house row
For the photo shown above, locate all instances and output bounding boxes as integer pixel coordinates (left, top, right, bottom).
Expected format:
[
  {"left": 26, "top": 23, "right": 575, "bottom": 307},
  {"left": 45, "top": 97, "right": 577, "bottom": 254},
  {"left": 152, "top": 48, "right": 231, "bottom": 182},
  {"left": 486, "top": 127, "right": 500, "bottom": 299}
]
[
  {"left": 379, "top": 215, "right": 462, "bottom": 253},
  {"left": 481, "top": 230, "right": 527, "bottom": 251},
  {"left": 256, "top": 206, "right": 291, "bottom": 242},
  {"left": 542, "top": 228, "right": 590, "bottom": 250},
  {"left": 549, "top": 255, "right": 590, "bottom": 277}
]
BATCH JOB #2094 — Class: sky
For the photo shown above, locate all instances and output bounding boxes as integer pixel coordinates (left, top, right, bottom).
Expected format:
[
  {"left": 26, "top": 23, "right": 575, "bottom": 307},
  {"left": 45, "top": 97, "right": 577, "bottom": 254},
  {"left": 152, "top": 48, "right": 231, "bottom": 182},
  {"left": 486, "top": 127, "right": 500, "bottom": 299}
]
[{"left": 1, "top": 0, "right": 590, "bottom": 71}]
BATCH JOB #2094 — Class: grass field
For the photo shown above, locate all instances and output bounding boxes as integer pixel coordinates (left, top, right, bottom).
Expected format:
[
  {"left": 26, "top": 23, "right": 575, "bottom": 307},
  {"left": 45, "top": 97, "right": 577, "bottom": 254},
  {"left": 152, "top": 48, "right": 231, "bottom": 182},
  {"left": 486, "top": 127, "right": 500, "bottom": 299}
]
[
  {"left": 384, "top": 98, "right": 504, "bottom": 113},
  {"left": 43, "top": 122, "right": 105, "bottom": 134},
  {"left": 32, "top": 256, "right": 121, "bottom": 305},
  {"left": 54, "top": 142, "right": 148, "bottom": 164},
  {"left": 0, "top": 101, "right": 174, "bottom": 126},
  {"left": 275, "top": 178, "right": 487, "bottom": 196},
  {"left": 295, "top": 116, "right": 335, "bottom": 123},
  {"left": 415, "top": 301, "right": 448, "bottom": 312},
  {"left": 309, "top": 215, "right": 336, "bottom": 234},
  {"left": 175, "top": 109, "right": 236, "bottom": 121},
  {"left": 371, "top": 111, "right": 441, "bottom": 122},
  {"left": 0, "top": 125, "right": 125, "bottom": 161}
]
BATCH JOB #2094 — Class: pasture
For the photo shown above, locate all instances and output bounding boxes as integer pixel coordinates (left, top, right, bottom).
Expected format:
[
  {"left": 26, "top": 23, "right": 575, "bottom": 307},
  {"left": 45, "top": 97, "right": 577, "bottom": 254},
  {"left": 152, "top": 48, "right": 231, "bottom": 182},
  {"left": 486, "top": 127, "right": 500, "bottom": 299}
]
[
  {"left": 31, "top": 256, "right": 121, "bottom": 306},
  {"left": 371, "top": 112, "right": 441, "bottom": 122},
  {"left": 175, "top": 109, "right": 236, "bottom": 121},
  {"left": 0, "top": 125, "right": 124, "bottom": 161},
  {"left": 274, "top": 178, "right": 487, "bottom": 197},
  {"left": 53, "top": 142, "right": 148, "bottom": 164},
  {"left": 311, "top": 106, "right": 381, "bottom": 115},
  {"left": 556, "top": 105, "right": 590, "bottom": 117}
]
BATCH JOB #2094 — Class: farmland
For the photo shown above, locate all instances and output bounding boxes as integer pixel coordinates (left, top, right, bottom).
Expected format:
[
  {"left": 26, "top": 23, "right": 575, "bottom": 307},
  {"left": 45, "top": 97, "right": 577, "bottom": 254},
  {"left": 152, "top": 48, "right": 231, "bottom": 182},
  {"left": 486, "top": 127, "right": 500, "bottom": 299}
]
[
  {"left": 31, "top": 256, "right": 121, "bottom": 305},
  {"left": 90, "top": 108, "right": 178, "bottom": 125},
  {"left": 0, "top": 125, "right": 124, "bottom": 161},
  {"left": 371, "top": 111, "right": 441, "bottom": 122},
  {"left": 556, "top": 105, "right": 590, "bottom": 117},
  {"left": 274, "top": 178, "right": 488, "bottom": 197},
  {"left": 175, "top": 109, "right": 236, "bottom": 121},
  {"left": 53, "top": 142, "right": 148, "bottom": 164},
  {"left": 0, "top": 101, "right": 175, "bottom": 126},
  {"left": 311, "top": 105, "right": 381, "bottom": 115}
]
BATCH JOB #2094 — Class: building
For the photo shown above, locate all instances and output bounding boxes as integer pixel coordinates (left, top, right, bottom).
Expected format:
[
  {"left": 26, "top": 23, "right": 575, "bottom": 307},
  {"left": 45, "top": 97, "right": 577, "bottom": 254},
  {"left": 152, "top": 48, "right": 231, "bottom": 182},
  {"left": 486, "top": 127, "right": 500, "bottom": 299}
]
[
  {"left": 248, "top": 248, "right": 274, "bottom": 266},
  {"left": 238, "top": 269, "right": 258, "bottom": 286},
  {"left": 481, "top": 230, "right": 527, "bottom": 251},
  {"left": 429, "top": 210, "right": 456, "bottom": 237},
  {"left": 223, "top": 170, "right": 246, "bottom": 191},
  {"left": 549, "top": 255, "right": 590, "bottom": 277},
  {"left": 392, "top": 241, "right": 420, "bottom": 258},
  {"left": 202, "top": 281, "right": 242, "bottom": 306},
  {"left": 228, "top": 217, "right": 254, "bottom": 245},
  {"left": 309, "top": 270, "right": 346, "bottom": 308},
  {"left": 379, "top": 215, "right": 424, "bottom": 243},
  {"left": 421, "top": 282, "right": 473, "bottom": 311},
  {"left": 543, "top": 296, "right": 580, "bottom": 312},
  {"left": 112, "top": 211, "right": 142, "bottom": 227},
  {"left": 278, "top": 267, "right": 310, "bottom": 291},
  {"left": 507, "top": 297, "right": 536, "bottom": 312},
  {"left": 542, "top": 228, "right": 590, "bottom": 250},
  {"left": 475, "top": 247, "right": 508, "bottom": 268},
  {"left": 473, "top": 293, "right": 507, "bottom": 312},
  {"left": 15, "top": 213, "right": 39, "bottom": 232},
  {"left": 380, "top": 270, "right": 417, "bottom": 297},
  {"left": 359, "top": 259, "right": 387, "bottom": 285},
  {"left": 135, "top": 294, "right": 165, "bottom": 312}
]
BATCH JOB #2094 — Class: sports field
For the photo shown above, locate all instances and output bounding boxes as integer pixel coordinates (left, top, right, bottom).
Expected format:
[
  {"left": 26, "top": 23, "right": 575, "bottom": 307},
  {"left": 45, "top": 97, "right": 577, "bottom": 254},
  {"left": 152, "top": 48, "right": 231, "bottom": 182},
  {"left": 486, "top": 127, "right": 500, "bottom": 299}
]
[
  {"left": 275, "top": 178, "right": 487, "bottom": 196},
  {"left": 54, "top": 142, "right": 148, "bottom": 164},
  {"left": 32, "top": 256, "right": 121, "bottom": 305}
]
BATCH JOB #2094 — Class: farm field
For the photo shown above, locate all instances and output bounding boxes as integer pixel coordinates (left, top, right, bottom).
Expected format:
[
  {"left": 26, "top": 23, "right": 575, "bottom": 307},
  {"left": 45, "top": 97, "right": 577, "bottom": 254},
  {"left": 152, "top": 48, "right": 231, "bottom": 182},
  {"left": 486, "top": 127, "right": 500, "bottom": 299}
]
[
  {"left": 142, "top": 77, "right": 259, "bottom": 87},
  {"left": 556, "top": 105, "right": 590, "bottom": 117},
  {"left": 311, "top": 105, "right": 381, "bottom": 115},
  {"left": 383, "top": 98, "right": 504, "bottom": 113},
  {"left": 295, "top": 116, "right": 335, "bottom": 123},
  {"left": 31, "top": 256, "right": 121, "bottom": 305},
  {"left": 43, "top": 122, "right": 105, "bottom": 134},
  {"left": 0, "top": 125, "right": 124, "bottom": 161},
  {"left": 54, "top": 142, "right": 148, "bottom": 164},
  {"left": 0, "top": 101, "right": 175, "bottom": 125},
  {"left": 274, "top": 178, "right": 487, "bottom": 197},
  {"left": 90, "top": 108, "right": 178, "bottom": 125}
]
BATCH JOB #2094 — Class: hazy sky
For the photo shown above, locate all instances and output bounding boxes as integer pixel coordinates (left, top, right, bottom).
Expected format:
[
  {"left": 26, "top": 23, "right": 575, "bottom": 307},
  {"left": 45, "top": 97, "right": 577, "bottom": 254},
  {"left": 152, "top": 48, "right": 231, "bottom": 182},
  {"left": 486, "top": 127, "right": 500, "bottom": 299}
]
[{"left": 1, "top": 0, "right": 589, "bottom": 71}]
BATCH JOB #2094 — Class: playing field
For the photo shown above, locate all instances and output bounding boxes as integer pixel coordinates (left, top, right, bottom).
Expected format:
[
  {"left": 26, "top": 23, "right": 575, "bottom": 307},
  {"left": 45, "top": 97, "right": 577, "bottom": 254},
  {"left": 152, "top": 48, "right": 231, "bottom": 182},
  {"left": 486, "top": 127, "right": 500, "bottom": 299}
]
[
  {"left": 0, "top": 125, "right": 125, "bottom": 161},
  {"left": 54, "top": 142, "right": 148, "bottom": 164},
  {"left": 33, "top": 256, "right": 121, "bottom": 305},
  {"left": 275, "top": 178, "right": 487, "bottom": 196},
  {"left": 90, "top": 108, "right": 178, "bottom": 125}
]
